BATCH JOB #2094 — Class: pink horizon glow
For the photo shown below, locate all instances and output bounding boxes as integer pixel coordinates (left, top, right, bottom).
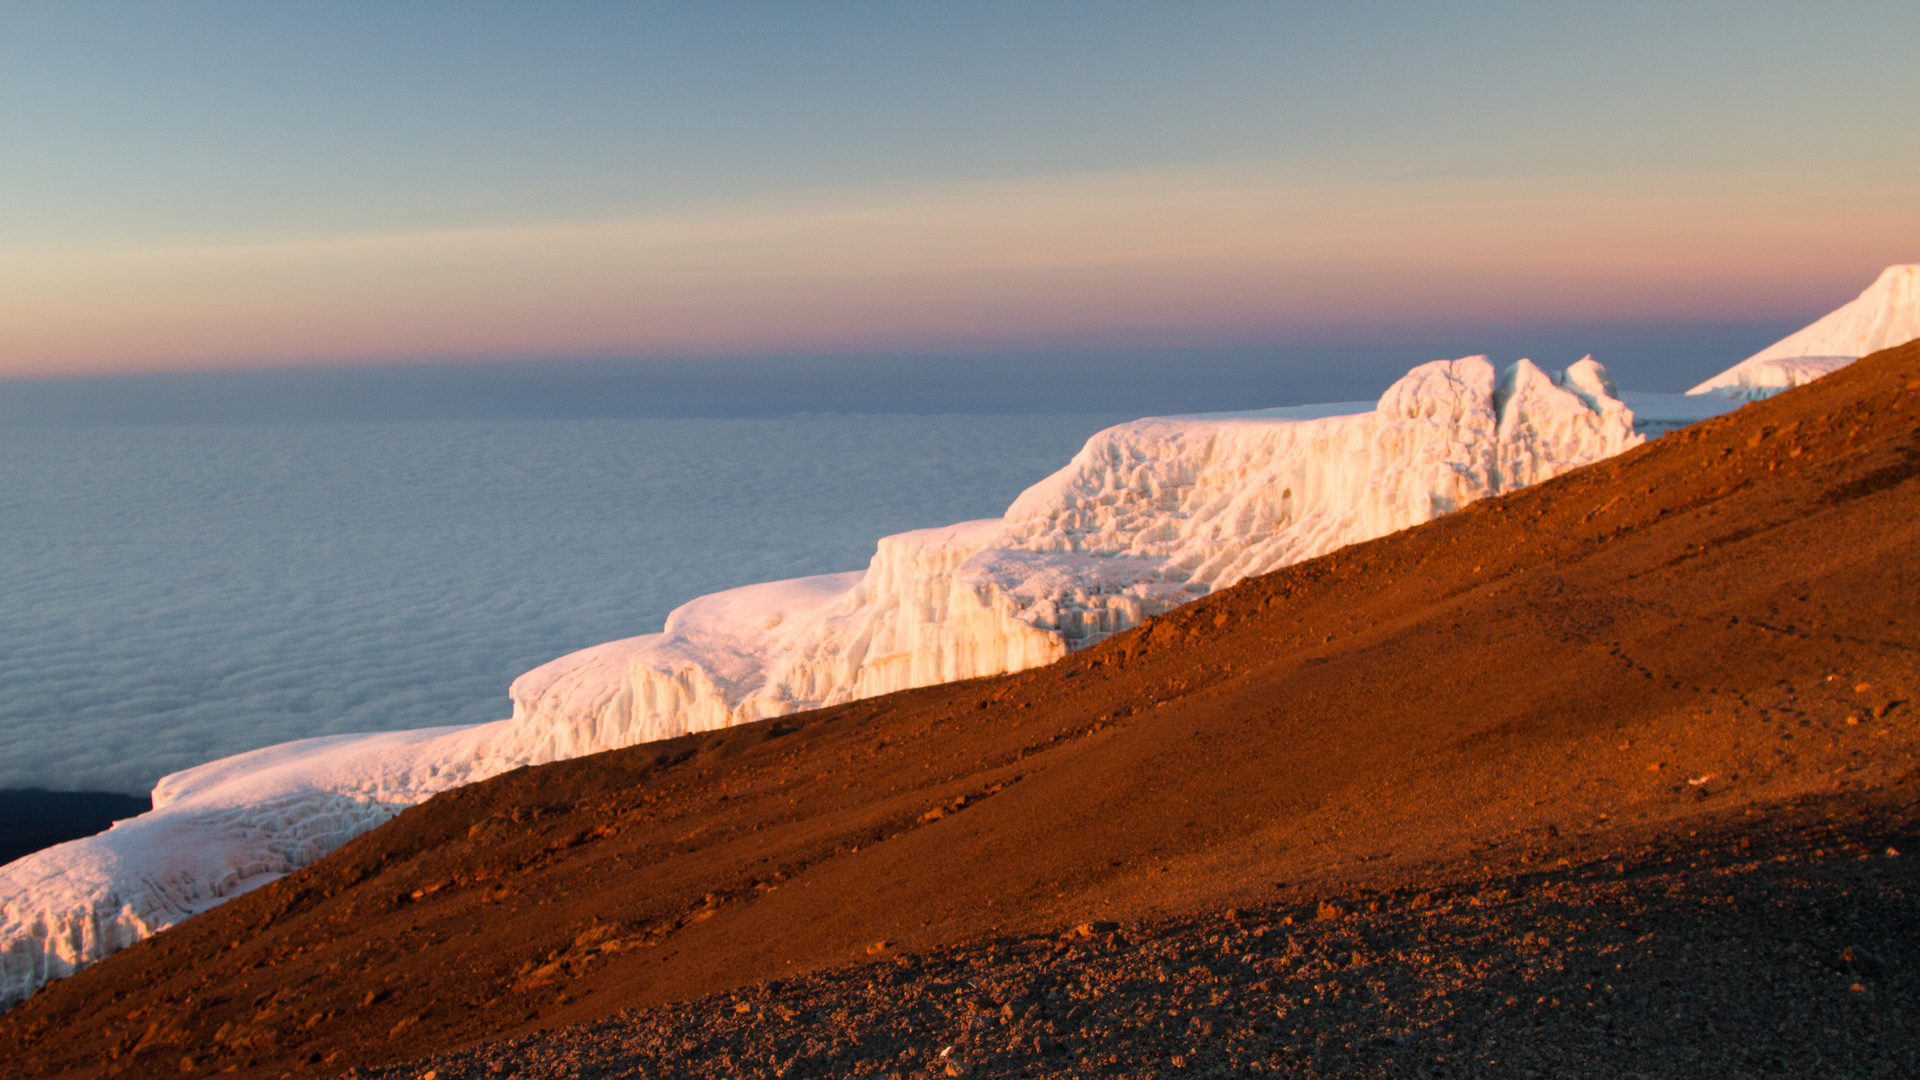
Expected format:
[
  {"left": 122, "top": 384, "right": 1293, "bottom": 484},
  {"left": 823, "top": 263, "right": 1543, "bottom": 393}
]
[{"left": 6, "top": 167, "right": 1915, "bottom": 378}]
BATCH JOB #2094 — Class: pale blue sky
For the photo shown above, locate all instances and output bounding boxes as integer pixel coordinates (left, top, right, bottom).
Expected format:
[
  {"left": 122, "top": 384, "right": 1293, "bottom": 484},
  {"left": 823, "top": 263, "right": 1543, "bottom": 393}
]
[{"left": 3, "top": 1, "right": 1916, "bottom": 374}]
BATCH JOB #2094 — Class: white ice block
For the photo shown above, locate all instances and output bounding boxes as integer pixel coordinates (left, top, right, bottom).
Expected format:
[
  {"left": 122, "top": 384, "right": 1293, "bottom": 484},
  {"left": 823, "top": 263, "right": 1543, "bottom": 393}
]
[
  {"left": 1689, "top": 264, "right": 1919, "bottom": 399},
  {"left": 0, "top": 348, "right": 1755, "bottom": 1008}
]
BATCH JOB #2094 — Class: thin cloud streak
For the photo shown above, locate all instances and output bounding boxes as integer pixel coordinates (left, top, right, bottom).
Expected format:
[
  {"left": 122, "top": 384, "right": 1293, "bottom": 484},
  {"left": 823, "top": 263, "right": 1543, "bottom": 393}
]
[{"left": 6, "top": 163, "right": 1914, "bottom": 376}]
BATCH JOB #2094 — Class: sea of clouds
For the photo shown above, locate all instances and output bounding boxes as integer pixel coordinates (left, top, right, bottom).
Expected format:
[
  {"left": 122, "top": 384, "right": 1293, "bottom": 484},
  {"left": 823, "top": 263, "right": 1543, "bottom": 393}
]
[{"left": 0, "top": 414, "right": 1129, "bottom": 794}]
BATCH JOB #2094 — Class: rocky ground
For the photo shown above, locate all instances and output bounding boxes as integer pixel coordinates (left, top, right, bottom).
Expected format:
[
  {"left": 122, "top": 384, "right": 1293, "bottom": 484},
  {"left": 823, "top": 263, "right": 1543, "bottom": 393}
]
[
  {"left": 365, "top": 789, "right": 1919, "bottom": 1080},
  {"left": 9, "top": 343, "right": 1918, "bottom": 1080}
]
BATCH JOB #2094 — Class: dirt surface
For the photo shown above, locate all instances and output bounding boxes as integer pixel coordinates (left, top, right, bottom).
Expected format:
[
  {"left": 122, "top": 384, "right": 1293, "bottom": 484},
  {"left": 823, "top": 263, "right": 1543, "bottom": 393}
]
[
  {"left": 368, "top": 786, "right": 1920, "bottom": 1079},
  {"left": 4, "top": 340, "right": 1919, "bottom": 1080}
]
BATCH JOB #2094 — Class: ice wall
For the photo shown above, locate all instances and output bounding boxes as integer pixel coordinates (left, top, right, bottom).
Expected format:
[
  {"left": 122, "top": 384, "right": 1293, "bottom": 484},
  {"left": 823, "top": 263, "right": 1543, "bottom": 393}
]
[
  {"left": 0, "top": 354, "right": 1663, "bottom": 1008},
  {"left": 503, "top": 356, "right": 1640, "bottom": 748},
  {"left": 1689, "top": 264, "right": 1919, "bottom": 399}
]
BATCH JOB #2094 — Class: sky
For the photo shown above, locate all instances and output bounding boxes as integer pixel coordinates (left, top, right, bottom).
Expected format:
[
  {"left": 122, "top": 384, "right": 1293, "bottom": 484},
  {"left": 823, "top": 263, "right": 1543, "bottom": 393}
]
[{"left": 3, "top": 1, "right": 1917, "bottom": 380}]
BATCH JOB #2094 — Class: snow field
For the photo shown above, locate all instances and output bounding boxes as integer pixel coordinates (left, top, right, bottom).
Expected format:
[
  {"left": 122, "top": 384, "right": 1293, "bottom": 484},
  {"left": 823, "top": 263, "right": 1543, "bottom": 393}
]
[
  {"left": 7, "top": 264, "right": 1918, "bottom": 1009},
  {"left": 0, "top": 354, "right": 1642, "bottom": 1007},
  {"left": 1688, "top": 264, "right": 1918, "bottom": 398}
]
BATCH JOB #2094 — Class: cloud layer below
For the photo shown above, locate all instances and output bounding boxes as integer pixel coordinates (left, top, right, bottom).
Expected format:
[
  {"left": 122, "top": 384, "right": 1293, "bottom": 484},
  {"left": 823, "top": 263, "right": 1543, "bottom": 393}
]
[{"left": 0, "top": 413, "right": 1127, "bottom": 794}]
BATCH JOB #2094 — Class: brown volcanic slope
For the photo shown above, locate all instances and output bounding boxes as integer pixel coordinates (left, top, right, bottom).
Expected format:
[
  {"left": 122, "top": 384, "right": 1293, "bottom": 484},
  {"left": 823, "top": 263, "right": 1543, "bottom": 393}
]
[{"left": 6, "top": 342, "right": 1920, "bottom": 1080}]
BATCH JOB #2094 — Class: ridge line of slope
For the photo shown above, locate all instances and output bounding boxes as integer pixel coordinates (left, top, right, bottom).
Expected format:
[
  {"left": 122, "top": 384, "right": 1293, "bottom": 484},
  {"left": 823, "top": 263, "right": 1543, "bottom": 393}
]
[{"left": 7, "top": 339, "right": 1913, "bottom": 1078}]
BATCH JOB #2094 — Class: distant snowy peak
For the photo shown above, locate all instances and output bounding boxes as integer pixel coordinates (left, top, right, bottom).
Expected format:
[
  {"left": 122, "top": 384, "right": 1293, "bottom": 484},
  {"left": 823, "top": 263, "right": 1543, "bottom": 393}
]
[{"left": 1690, "top": 264, "right": 1920, "bottom": 399}]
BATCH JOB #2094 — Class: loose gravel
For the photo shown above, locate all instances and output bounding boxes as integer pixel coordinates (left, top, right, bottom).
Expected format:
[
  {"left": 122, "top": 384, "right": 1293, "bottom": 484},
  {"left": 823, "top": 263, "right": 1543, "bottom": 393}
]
[{"left": 359, "top": 812, "right": 1919, "bottom": 1080}]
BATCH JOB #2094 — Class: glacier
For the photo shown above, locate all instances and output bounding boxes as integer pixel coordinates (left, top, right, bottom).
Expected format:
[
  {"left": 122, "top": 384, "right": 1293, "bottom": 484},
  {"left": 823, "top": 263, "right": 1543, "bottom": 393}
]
[
  {"left": 458, "top": 355, "right": 1647, "bottom": 759},
  {"left": 0, "top": 355, "right": 1650, "bottom": 1006},
  {"left": 6, "top": 262, "right": 1914, "bottom": 1010},
  {"left": 1687, "top": 264, "right": 1919, "bottom": 399}
]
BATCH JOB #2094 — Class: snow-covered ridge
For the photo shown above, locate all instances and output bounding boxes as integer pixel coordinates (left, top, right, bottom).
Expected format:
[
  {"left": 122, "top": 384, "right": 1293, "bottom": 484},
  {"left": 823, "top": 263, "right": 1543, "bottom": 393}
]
[
  {"left": 0, "top": 351, "right": 1739, "bottom": 1008},
  {"left": 499, "top": 356, "right": 1641, "bottom": 755},
  {"left": 19, "top": 262, "right": 1911, "bottom": 1002},
  {"left": 1689, "top": 264, "right": 1919, "bottom": 399}
]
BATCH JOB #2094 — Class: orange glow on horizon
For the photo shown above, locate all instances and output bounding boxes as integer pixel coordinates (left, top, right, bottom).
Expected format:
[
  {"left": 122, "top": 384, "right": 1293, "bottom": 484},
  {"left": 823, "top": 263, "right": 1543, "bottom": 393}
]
[{"left": 5, "top": 165, "right": 1916, "bottom": 377}]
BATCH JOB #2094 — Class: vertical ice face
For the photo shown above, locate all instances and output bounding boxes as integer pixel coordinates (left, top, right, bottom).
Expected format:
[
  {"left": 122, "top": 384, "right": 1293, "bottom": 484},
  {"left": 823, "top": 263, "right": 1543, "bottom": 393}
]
[
  {"left": 0, "top": 353, "right": 1658, "bottom": 1009},
  {"left": 500, "top": 570, "right": 870, "bottom": 757},
  {"left": 0, "top": 722, "right": 515, "bottom": 1011},
  {"left": 13, "top": 266, "right": 1908, "bottom": 1007},
  {"left": 1495, "top": 358, "right": 1642, "bottom": 490},
  {"left": 1689, "top": 264, "right": 1920, "bottom": 399},
  {"left": 995, "top": 354, "right": 1631, "bottom": 597},
  {"left": 503, "top": 354, "right": 1642, "bottom": 754}
]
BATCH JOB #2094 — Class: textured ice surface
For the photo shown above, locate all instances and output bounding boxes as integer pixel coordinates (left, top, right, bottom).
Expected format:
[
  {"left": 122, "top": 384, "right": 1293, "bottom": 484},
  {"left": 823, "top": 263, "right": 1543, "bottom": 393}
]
[
  {"left": 503, "top": 356, "right": 1653, "bottom": 757},
  {"left": 17, "top": 256, "right": 1909, "bottom": 999},
  {"left": 0, "top": 354, "right": 1680, "bottom": 1007},
  {"left": 1689, "top": 264, "right": 1919, "bottom": 399}
]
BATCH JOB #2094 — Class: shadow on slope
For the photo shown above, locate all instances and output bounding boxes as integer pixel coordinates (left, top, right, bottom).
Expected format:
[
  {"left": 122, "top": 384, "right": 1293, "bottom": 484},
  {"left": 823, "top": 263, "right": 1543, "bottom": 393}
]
[
  {"left": 349, "top": 788, "right": 1920, "bottom": 1080},
  {"left": 5, "top": 341, "right": 1919, "bottom": 1079}
]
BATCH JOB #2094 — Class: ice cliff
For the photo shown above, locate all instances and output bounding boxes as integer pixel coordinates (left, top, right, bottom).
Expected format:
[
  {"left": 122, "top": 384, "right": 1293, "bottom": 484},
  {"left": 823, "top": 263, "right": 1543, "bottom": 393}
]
[
  {"left": 1689, "top": 264, "right": 1919, "bottom": 399},
  {"left": 498, "top": 356, "right": 1641, "bottom": 751},
  {"left": 0, "top": 349, "right": 1790, "bottom": 1008}
]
